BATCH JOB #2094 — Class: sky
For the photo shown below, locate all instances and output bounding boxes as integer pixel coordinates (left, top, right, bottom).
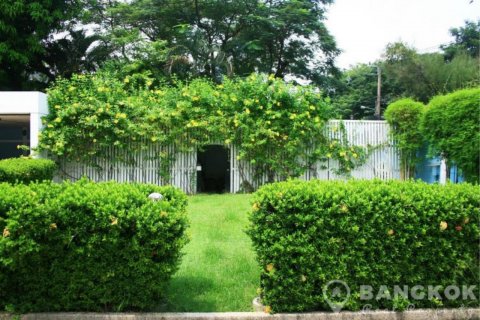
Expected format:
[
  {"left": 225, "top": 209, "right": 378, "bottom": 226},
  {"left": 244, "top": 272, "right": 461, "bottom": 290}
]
[{"left": 325, "top": 0, "right": 480, "bottom": 69}]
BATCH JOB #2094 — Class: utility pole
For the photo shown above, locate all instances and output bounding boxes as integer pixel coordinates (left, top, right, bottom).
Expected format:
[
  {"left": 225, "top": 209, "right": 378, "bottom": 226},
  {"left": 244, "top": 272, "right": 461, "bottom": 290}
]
[{"left": 375, "top": 65, "right": 381, "bottom": 120}]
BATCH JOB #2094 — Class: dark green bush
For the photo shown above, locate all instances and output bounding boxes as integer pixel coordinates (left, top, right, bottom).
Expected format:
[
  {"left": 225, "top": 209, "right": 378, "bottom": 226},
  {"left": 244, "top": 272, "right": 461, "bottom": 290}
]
[
  {"left": 384, "top": 98, "right": 425, "bottom": 179},
  {"left": 0, "top": 179, "right": 189, "bottom": 312},
  {"left": 422, "top": 88, "right": 480, "bottom": 183},
  {"left": 248, "top": 180, "right": 480, "bottom": 312},
  {"left": 0, "top": 157, "right": 56, "bottom": 183}
]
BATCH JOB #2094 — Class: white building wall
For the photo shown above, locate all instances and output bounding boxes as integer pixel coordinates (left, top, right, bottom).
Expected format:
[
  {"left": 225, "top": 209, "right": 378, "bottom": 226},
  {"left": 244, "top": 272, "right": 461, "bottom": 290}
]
[{"left": 0, "top": 91, "right": 48, "bottom": 156}]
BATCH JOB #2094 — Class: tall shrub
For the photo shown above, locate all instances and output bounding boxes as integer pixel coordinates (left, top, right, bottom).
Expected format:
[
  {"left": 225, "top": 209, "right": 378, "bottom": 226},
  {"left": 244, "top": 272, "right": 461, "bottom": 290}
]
[
  {"left": 248, "top": 180, "right": 480, "bottom": 312},
  {"left": 0, "top": 179, "right": 189, "bottom": 312},
  {"left": 384, "top": 98, "right": 424, "bottom": 179},
  {"left": 422, "top": 88, "right": 480, "bottom": 183}
]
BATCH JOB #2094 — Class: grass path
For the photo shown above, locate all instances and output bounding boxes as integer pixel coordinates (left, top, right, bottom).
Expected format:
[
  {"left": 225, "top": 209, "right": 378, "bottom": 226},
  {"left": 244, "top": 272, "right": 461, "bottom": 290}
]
[{"left": 160, "top": 194, "right": 260, "bottom": 311}]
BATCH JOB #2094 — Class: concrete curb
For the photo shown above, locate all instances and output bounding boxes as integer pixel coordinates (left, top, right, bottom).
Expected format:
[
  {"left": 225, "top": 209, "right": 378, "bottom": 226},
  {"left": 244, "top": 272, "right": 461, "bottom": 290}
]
[{"left": 1, "top": 309, "right": 479, "bottom": 320}]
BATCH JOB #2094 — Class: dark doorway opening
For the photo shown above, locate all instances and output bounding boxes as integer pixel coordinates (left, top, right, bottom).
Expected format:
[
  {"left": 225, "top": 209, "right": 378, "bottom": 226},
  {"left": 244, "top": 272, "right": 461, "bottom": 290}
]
[
  {"left": 197, "top": 145, "right": 230, "bottom": 193},
  {"left": 0, "top": 115, "right": 30, "bottom": 159}
]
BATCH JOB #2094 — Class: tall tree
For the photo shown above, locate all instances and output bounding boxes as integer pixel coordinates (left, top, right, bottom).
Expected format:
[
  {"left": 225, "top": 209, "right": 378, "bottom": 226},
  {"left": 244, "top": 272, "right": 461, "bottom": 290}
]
[
  {"left": 441, "top": 20, "right": 480, "bottom": 61},
  {"left": 99, "top": 0, "right": 339, "bottom": 84},
  {"left": 0, "top": 0, "right": 82, "bottom": 89}
]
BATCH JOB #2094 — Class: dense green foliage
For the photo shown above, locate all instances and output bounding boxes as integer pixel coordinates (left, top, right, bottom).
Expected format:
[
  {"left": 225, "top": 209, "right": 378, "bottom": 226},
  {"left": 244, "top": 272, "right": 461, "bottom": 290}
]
[
  {"left": 248, "top": 179, "right": 480, "bottom": 312},
  {"left": 422, "top": 88, "right": 480, "bottom": 183},
  {"left": 441, "top": 20, "right": 480, "bottom": 61},
  {"left": 91, "top": 0, "right": 339, "bottom": 85},
  {"left": 0, "top": 157, "right": 56, "bottom": 183},
  {"left": 39, "top": 73, "right": 369, "bottom": 186},
  {"left": 0, "top": 179, "right": 189, "bottom": 312},
  {"left": 384, "top": 99, "right": 424, "bottom": 179},
  {"left": 0, "top": 0, "right": 91, "bottom": 90}
]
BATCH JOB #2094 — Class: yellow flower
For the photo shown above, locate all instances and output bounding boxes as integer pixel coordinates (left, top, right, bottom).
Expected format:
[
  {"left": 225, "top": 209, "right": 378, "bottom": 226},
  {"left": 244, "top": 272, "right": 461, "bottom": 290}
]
[
  {"left": 3, "top": 227, "right": 10, "bottom": 238},
  {"left": 340, "top": 204, "right": 349, "bottom": 213},
  {"left": 123, "top": 77, "right": 130, "bottom": 84},
  {"left": 268, "top": 74, "right": 275, "bottom": 81},
  {"left": 50, "top": 223, "right": 57, "bottom": 230},
  {"left": 387, "top": 229, "right": 395, "bottom": 236},
  {"left": 111, "top": 217, "right": 118, "bottom": 226},
  {"left": 252, "top": 202, "right": 260, "bottom": 211},
  {"left": 245, "top": 108, "right": 251, "bottom": 115},
  {"left": 266, "top": 263, "right": 274, "bottom": 272},
  {"left": 440, "top": 221, "right": 448, "bottom": 231},
  {"left": 146, "top": 80, "right": 153, "bottom": 86},
  {"left": 54, "top": 117, "right": 62, "bottom": 123},
  {"left": 54, "top": 105, "right": 61, "bottom": 109},
  {"left": 264, "top": 306, "right": 272, "bottom": 314}
]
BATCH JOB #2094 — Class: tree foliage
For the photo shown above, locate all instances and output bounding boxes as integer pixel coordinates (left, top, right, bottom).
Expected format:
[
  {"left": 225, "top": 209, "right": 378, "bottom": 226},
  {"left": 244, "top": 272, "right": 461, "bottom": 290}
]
[
  {"left": 94, "top": 0, "right": 339, "bottom": 84},
  {"left": 39, "top": 72, "right": 370, "bottom": 187},
  {"left": 421, "top": 88, "right": 480, "bottom": 183},
  {"left": 441, "top": 20, "right": 480, "bottom": 61},
  {"left": 384, "top": 98, "right": 424, "bottom": 179}
]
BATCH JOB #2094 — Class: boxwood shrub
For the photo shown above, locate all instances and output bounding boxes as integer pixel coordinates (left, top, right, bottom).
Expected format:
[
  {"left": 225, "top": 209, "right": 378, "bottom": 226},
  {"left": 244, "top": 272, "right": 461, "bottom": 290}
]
[
  {"left": 248, "top": 179, "right": 479, "bottom": 312},
  {"left": 0, "top": 157, "right": 56, "bottom": 183},
  {"left": 0, "top": 179, "right": 189, "bottom": 312}
]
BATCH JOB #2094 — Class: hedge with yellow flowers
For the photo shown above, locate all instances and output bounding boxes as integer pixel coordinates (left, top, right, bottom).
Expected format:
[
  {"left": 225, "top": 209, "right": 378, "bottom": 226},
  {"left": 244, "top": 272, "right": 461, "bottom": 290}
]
[
  {"left": 39, "top": 72, "right": 369, "bottom": 185},
  {"left": 0, "top": 179, "right": 188, "bottom": 312},
  {"left": 248, "top": 179, "right": 480, "bottom": 312}
]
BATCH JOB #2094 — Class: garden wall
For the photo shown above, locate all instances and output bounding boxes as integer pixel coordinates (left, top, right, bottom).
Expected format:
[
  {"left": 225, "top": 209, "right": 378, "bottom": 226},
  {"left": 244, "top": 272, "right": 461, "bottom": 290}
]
[{"left": 55, "top": 120, "right": 400, "bottom": 194}]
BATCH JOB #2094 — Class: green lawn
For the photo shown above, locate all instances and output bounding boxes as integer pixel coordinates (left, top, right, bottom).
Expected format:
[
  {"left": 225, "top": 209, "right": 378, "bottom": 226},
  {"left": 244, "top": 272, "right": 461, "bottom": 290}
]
[{"left": 159, "top": 194, "right": 260, "bottom": 312}]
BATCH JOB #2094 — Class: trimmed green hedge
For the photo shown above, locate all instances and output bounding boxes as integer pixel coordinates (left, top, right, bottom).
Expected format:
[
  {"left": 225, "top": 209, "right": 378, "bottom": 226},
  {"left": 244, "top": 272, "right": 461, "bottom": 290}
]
[
  {"left": 0, "top": 179, "right": 189, "bottom": 312},
  {"left": 422, "top": 87, "right": 480, "bottom": 183},
  {"left": 248, "top": 180, "right": 479, "bottom": 312},
  {"left": 0, "top": 157, "right": 56, "bottom": 183}
]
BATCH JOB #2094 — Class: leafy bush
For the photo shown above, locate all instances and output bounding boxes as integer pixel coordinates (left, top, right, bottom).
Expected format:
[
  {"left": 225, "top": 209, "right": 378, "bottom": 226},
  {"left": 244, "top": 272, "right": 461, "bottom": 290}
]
[
  {"left": 0, "top": 157, "right": 56, "bottom": 183},
  {"left": 39, "top": 72, "right": 369, "bottom": 186},
  {"left": 384, "top": 98, "right": 425, "bottom": 179},
  {"left": 422, "top": 88, "right": 480, "bottom": 183},
  {"left": 248, "top": 180, "right": 479, "bottom": 312},
  {"left": 0, "top": 179, "right": 189, "bottom": 312}
]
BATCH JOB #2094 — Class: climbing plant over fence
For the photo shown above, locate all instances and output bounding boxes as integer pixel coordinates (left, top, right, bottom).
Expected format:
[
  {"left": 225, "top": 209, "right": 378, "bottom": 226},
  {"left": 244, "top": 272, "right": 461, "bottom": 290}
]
[{"left": 39, "top": 72, "right": 370, "bottom": 183}]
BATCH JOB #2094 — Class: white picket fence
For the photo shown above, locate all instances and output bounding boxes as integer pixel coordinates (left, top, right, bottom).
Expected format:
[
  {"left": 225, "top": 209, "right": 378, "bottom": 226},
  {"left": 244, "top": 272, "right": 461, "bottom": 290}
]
[{"left": 56, "top": 120, "right": 401, "bottom": 193}]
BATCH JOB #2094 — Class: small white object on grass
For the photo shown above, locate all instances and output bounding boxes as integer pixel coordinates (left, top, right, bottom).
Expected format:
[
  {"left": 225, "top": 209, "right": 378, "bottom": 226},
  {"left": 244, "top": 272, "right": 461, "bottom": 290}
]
[{"left": 148, "top": 192, "right": 163, "bottom": 201}]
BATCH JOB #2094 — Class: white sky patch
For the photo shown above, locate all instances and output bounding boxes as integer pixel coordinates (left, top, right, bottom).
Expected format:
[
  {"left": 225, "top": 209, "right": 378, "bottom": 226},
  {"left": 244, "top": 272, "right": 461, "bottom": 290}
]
[{"left": 325, "top": 0, "right": 480, "bottom": 69}]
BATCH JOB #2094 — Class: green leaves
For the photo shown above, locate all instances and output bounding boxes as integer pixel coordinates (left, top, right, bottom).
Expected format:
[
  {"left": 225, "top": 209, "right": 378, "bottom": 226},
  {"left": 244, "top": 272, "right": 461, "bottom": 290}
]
[
  {"left": 248, "top": 180, "right": 480, "bottom": 312},
  {"left": 0, "top": 157, "right": 56, "bottom": 183},
  {"left": 0, "top": 179, "right": 189, "bottom": 312},
  {"left": 421, "top": 88, "right": 480, "bottom": 183},
  {"left": 384, "top": 98, "right": 425, "bottom": 179},
  {"left": 40, "top": 72, "right": 368, "bottom": 185}
]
